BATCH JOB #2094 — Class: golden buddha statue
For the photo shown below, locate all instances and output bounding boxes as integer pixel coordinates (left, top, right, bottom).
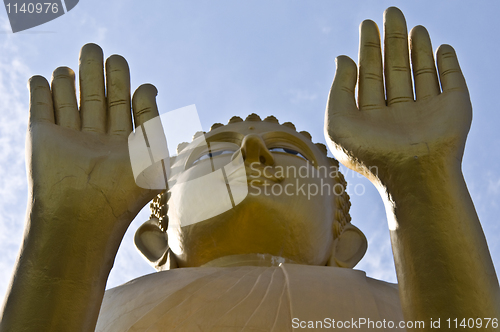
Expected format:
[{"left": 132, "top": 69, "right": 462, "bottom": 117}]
[
  {"left": 95, "top": 114, "right": 403, "bottom": 331},
  {"left": 1, "top": 7, "right": 499, "bottom": 332}
]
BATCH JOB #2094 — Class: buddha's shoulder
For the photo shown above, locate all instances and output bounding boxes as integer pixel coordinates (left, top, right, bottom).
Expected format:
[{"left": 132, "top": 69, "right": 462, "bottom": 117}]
[{"left": 96, "top": 265, "right": 404, "bottom": 331}]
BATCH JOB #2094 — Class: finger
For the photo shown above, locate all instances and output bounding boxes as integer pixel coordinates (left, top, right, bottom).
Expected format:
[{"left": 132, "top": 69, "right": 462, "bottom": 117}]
[
  {"left": 410, "top": 26, "right": 440, "bottom": 100},
  {"left": 436, "top": 44, "right": 468, "bottom": 93},
  {"left": 28, "top": 75, "right": 54, "bottom": 125},
  {"left": 384, "top": 7, "right": 413, "bottom": 105},
  {"left": 79, "top": 43, "right": 106, "bottom": 133},
  {"left": 132, "top": 84, "right": 159, "bottom": 128},
  {"left": 327, "top": 56, "right": 358, "bottom": 116},
  {"left": 358, "top": 19, "right": 385, "bottom": 110},
  {"left": 51, "top": 67, "right": 80, "bottom": 130},
  {"left": 106, "top": 55, "right": 132, "bottom": 138}
]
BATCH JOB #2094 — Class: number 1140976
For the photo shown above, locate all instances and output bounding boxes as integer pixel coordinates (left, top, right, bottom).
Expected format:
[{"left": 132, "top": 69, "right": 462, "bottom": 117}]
[{"left": 6, "top": 2, "right": 58, "bottom": 14}]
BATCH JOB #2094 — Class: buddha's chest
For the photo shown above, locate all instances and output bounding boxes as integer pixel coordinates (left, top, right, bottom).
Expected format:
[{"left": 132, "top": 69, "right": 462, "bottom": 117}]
[{"left": 96, "top": 265, "right": 404, "bottom": 331}]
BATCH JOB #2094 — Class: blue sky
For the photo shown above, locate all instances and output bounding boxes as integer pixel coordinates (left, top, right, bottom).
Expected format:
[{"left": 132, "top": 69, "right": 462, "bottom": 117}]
[{"left": 0, "top": 0, "right": 499, "bottom": 300}]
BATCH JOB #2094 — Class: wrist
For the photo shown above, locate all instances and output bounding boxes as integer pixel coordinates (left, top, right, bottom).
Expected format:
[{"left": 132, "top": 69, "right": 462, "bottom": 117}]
[
  {"left": 25, "top": 194, "right": 129, "bottom": 273},
  {"left": 373, "top": 149, "right": 462, "bottom": 199},
  {"left": 29, "top": 183, "right": 135, "bottom": 234}
]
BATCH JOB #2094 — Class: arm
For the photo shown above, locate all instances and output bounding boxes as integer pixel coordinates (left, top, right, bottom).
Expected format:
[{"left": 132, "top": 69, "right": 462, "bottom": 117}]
[
  {"left": 325, "top": 7, "right": 500, "bottom": 325},
  {"left": 0, "top": 44, "right": 159, "bottom": 331},
  {"left": 384, "top": 145, "right": 499, "bottom": 322}
]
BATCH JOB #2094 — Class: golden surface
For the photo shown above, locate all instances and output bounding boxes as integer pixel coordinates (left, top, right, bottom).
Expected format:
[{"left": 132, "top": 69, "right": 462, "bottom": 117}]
[{"left": 1, "top": 6, "right": 499, "bottom": 332}]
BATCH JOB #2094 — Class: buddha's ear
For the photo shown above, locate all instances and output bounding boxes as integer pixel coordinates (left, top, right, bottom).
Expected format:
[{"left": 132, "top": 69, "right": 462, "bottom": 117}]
[
  {"left": 134, "top": 217, "right": 177, "bottom": 270},
  {"left": 327, "top": 224, "right": 367, "bottom": 268}
]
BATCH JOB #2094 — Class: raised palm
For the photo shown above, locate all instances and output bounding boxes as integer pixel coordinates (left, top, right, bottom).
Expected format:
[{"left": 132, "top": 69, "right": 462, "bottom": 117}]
[
  {"left": 325, "top": 7, "right": 471, "bottom": 185},
  {"left": 27, "top": 44, "right": 160, "bottom": 231}
]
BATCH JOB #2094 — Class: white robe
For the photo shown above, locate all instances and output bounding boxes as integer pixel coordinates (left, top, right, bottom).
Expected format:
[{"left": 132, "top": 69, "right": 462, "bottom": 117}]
[{"left": 96, "top": 265, "right": 405, "bottom": 331}]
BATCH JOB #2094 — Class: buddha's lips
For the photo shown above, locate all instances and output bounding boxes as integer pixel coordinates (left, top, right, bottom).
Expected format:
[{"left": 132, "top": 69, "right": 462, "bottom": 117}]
[{"left": 223, "top": 164, "right": 284, "bottom": 185}]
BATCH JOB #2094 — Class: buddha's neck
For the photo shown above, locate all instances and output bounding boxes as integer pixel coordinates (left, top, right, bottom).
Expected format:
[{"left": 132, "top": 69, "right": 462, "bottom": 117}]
[{"left": 201, "top": 253, "right": 297, "bottom": 267}]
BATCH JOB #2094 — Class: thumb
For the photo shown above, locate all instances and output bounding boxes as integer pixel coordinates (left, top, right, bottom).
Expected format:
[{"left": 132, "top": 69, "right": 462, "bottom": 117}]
[{"left": 327, "top": 55, "right": 358, "bottom": 117}]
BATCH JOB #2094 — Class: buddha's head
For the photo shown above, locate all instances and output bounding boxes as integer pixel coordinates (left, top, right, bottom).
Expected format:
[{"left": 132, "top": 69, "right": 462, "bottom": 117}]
[{"left": 134, "top": 114, "right": 367, "bottom": 270}]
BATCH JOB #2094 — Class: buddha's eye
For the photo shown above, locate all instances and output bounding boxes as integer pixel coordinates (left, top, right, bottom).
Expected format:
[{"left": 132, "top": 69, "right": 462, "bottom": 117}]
[
  {"left": 269, "top": 147, "right": 308, "bottom": 161},
  {"left": 192, "top": 149, "right": 235, "bottom": 165}
]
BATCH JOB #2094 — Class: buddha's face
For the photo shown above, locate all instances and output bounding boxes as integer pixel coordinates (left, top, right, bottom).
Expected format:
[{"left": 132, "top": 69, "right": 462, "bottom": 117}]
[{"left": 166, "top": 119, "right": 340, "bottom": 267}]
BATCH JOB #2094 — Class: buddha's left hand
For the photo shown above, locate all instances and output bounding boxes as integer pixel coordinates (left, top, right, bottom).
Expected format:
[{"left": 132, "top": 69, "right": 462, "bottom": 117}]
[{"left": 325, "top": 7, "right": 471, "bottom": 188}]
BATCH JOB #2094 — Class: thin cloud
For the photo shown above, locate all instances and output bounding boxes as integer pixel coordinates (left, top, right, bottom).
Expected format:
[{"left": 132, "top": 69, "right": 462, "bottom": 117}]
[
  {"left": 288, "top": 89, "right": 318, "bottom": 104},
  {"left": 0, "top": 18, "right": 32, "bottom": 300}
]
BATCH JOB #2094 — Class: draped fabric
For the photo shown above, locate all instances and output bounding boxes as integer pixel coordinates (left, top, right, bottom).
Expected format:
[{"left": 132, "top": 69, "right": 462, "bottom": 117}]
[{"left": 96, "top": 265, "right": 404, "bottom": 331}]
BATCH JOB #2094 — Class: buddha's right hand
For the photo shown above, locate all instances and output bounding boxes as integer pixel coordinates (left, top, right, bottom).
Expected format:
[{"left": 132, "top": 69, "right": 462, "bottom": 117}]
[
  {"left": 0, "top": 44, "right": 161, "bottom": 331},
  {"left": 27, "top": 43, "right": 160, "bottom": 236}
]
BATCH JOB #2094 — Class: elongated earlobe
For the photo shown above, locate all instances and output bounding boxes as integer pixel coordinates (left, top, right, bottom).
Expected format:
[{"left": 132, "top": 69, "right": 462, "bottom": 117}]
[
  {"left": 134, "top": 217, "right": 177, "bottom": 270},
  {"left": 327, "top": 224, "right": 368, "bottom": 268}
]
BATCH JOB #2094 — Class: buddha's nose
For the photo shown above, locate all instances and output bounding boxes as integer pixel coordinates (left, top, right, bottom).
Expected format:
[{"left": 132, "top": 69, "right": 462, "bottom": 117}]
[{"left": 240, "top": 134, "right": 274, "bottom": 166}]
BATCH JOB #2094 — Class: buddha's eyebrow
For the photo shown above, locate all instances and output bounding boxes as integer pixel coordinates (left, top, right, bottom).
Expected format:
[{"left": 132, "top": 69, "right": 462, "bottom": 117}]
[
  {"left": 205, "top": 130, "right": 314, "bottom": 153},
  {"left": 205, "top": 131, "right": 243, "bottom": 144},
  {"left": 263, "top": 131, "right": 317, "bottom": 162}
]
